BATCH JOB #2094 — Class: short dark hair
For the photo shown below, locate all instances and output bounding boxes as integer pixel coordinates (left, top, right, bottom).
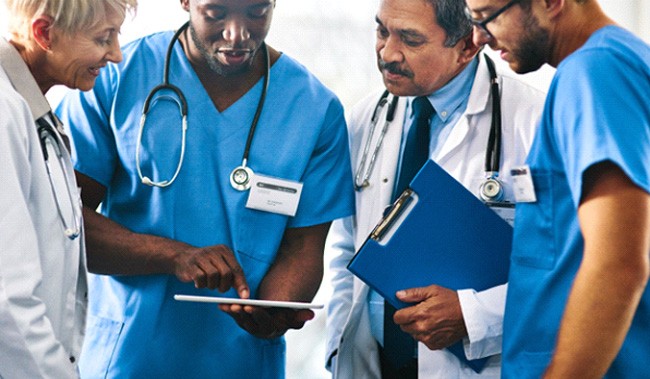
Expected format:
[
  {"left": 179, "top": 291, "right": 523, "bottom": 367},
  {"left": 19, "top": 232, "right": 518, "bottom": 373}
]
[{"left": 428, "top": 0, "right": 473, "bottom": 47}]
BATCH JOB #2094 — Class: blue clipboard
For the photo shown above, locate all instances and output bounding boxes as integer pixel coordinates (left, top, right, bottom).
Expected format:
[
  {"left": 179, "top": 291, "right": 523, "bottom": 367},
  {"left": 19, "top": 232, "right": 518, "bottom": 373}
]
[{"left": 347, "top": 159, "right": 513, "bottom": 372}]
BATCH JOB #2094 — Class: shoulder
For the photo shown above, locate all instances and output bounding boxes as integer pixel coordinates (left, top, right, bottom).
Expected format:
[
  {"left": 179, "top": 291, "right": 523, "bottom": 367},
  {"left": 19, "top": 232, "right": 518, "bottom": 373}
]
[
  {"left": 557, "top": 26, "right": 650, "bottom": 86},
  {"left": 0, "top": 69, "right": 35, "bottom": 155},
  {"left": 121, "top": 31, "right": 175, "bottom": 61},
  {"left": 271, "top": 52, "right": 342, "bottom": 107},
  {"left": 0, "top": 68, "right": 32, "bottom": 127},
  {"left": 498, "top": 71, "right": 547, "bottom": 111},
  {"left": 103, "top": 31, "right": 175, "bottom": 79}
]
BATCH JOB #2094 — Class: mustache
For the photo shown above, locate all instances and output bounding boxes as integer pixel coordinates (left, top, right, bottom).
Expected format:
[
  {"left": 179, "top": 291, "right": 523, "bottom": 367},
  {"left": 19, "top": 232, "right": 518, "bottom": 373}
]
[{"left": 378, "top": 60, "right": 414, "bottom": 78}]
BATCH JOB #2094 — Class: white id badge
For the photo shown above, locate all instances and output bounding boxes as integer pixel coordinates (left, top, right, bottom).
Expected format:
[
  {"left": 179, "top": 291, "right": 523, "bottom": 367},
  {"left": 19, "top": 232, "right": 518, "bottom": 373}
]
[
  {"left": 245, "top": 174, "right": 303, "bottom": 216},
  {"left": 511, "top": 165, "right": 537, "bottom": 203}
]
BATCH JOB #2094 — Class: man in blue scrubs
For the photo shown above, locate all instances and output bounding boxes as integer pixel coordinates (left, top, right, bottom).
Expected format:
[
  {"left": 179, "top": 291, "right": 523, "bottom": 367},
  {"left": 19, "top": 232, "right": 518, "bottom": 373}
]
[
  {"left": 56, "top": 0, "right": 354, "bottom": 377},
  {"left": 466, "top": 0, "right": 650, "bottom": 377}
]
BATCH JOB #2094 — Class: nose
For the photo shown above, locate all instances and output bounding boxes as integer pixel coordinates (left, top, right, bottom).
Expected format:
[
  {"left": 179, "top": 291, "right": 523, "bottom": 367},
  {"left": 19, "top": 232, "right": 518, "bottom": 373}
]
[
  {"left": 107, "top": 39, "right": 123, "bottom": 63},
  {"left": 222, "top": 18, "right": 250, "bottom": 45},
  {"left": 377, "top": 35, "right": 402, "bottom": 64},
  {"left": 472, "top": 26, "right": 492, "bottom": 47}
]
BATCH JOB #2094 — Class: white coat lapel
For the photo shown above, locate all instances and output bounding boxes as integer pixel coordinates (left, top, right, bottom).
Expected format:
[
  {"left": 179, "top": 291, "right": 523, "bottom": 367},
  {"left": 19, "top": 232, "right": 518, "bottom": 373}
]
[{"left": 435, "top": 55, "right": 493, "bottom": 164}]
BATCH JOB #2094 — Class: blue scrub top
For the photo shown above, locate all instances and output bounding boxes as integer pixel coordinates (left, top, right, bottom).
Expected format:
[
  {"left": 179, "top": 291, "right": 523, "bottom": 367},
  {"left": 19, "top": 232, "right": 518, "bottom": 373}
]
[
  {"left": 57, "top": 30, "right": 354, "bottom": 378},
  {"left": 502, "top": 26, "right": 650, "bottom": 379}
]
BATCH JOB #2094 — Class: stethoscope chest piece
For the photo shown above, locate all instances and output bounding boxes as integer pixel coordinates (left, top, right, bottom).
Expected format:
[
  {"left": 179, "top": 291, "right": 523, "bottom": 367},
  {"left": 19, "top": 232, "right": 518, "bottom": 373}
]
[
  {"left": 479, "top": 176, "right": 504, "bottom": 203},
  {"left": 230, "top": 165, "right": 254, "bottom": 191}
]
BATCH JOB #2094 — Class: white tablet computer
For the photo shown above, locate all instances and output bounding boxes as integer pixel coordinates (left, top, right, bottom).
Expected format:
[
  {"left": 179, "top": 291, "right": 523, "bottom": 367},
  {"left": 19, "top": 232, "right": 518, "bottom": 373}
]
[{"left": 173, "top": 294, "right": 324, "bottom": 310}]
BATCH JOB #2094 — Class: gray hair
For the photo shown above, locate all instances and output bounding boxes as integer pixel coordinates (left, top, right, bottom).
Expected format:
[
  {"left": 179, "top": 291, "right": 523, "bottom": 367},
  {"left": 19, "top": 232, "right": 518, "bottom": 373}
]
[
  {"left": 6, "top": 0, "right": 137, "bottom": 39},
  {"left": 428, "top": 0, "right": 473, "bottom": 47}
]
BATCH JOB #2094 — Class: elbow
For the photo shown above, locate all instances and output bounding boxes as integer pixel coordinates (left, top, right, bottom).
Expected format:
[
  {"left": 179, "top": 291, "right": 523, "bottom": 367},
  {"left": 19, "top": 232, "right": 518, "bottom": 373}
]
[{"left": 622, "top": 253, "right": 650, "bottom": 295}]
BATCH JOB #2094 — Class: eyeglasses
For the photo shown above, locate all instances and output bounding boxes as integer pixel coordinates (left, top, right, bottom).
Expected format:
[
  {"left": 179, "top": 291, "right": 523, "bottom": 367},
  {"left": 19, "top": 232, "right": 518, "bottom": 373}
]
[{"left": 465, "top": 0, "right": 521, "bottom": 40}]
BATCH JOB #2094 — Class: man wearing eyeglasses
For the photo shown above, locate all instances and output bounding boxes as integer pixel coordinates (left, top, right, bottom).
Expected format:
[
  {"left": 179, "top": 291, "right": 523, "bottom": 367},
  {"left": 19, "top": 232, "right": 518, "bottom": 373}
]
[
  {"left": 326, "top": 0, "right": 547, "bottom": 377},
  {"left": 466, "top": 0, "right": 650, "bottom": 377}
]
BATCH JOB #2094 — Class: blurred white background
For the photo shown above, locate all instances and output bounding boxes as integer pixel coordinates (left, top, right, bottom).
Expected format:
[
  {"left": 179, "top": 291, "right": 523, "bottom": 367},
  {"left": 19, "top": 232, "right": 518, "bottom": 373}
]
[{"left": 1, "top": 0, "right": 649, "bottom": 378}]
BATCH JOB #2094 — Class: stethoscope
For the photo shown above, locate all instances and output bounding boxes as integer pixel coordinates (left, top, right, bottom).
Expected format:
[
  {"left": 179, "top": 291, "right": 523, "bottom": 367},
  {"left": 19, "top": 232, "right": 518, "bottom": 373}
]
[
  {"left": 354, "top": 54, "right": 505, "bottom": 203},
  {"left": 136, "top": 21, "right": 270, "bottom": 191},
  {"left": 36, "top": 114, "right": 81, "bottom": 240}
]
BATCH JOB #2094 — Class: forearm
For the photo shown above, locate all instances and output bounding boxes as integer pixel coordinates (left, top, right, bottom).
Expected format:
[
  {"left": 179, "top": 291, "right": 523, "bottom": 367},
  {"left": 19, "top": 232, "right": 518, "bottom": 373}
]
[
  {"left": 257, "top": 223, "right": 330, "bottom": 302},
  {"left": 83, "top": 207, "right": 186, "bottom": 275},
  {"left": 545, "top": 257, "right": 648, "bottom": 378},
  {"left": 256, "top": 247, "right": 323, "bottom": 302}
]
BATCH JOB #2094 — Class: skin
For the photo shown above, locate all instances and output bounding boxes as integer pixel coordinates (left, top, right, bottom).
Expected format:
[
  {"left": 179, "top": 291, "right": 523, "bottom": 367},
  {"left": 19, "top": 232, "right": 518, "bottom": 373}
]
[
  {"left": 375, "top": 0, "right": 478, "bottom": 97},
  {"left": 376, "top": 0, "right": 479, "bottom": 349},
  {"left": 75, "top": 0, "right": 326, "bottom": 339},
  {"left": 466, "top": 0, "right": 650, "bottom": 376},
  {"left": 179, "top": 0, "right": 281, "bottom": 111},
  {"left": 11, "top": 8, "right": 124, "bottom": 93}
]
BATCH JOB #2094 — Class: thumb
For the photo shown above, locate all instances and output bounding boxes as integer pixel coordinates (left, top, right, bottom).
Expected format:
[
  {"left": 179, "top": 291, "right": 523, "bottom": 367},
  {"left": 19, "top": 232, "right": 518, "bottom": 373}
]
[{"left": 396, "top": 287, "right": 429, "bottom": 303}]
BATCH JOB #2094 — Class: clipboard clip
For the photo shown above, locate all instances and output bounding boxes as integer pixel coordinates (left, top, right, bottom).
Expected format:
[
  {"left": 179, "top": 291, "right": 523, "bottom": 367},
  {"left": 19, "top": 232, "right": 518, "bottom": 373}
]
[{"left": 370, "top": 188, "right": 414, "bottom": 241}]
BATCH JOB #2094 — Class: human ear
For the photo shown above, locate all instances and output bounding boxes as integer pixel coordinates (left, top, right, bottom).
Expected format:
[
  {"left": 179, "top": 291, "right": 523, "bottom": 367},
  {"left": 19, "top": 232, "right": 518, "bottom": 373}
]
[
  {"left": 457, "top": 32, "right": 481, "bottom": 65},
  {"left": 543, "top": 0, "right": 565, "bottom": 18},
  {"left": 180, "top": 0, "right": 190, "bottom": 13},
  {"left": 31, "top": 15, "right": 54, "bottom": 51}
]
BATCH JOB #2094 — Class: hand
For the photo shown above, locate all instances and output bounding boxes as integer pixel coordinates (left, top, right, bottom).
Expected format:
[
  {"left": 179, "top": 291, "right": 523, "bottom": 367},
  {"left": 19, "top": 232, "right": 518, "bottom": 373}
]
[
  {"left": 394, "top": 284, "right": 468, "bottom": 351},
  {"left": 173, "top": 244, "right": 249, "bottom": 296},
  {"left": 219, "top": 304, "right": 315, "bottom": 339}
]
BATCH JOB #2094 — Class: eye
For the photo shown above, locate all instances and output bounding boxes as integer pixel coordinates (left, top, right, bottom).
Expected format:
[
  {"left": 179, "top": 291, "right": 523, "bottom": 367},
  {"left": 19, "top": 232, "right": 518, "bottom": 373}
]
[
  {"left": 376, "top": 25, "right": 389, "bottom": 39},
  {"left": 401, "top": 33, "right": 425, "bottom": 48},
  {"left": 205, "top": 9, "right": 226, "bottom": 22},
  {"left": 95, "top": 32, "right": 113, "bottom": 46},
  {"left": 249, "top": 5, "right": 271, "bottom": 19}
]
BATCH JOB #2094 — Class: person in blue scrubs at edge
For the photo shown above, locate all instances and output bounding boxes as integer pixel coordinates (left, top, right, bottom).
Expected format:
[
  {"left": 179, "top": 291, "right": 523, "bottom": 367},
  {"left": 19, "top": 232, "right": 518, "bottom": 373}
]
[
  {"left": 465, "top": 0, "right": 650, "bottom": 377},
  {"left": 55, "top": 0, "right": 355, "bottom": 377}
]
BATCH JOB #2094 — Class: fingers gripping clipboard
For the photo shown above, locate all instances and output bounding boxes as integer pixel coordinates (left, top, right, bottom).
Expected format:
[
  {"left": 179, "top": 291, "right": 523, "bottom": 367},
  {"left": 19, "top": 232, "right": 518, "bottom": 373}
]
[{"left": 347, "top": 159, "right": 513, "bottom": 372}]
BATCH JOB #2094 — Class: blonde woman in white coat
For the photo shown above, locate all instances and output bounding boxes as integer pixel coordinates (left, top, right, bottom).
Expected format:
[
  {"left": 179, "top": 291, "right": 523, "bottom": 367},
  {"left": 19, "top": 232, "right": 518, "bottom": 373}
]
[{"left": 0, "top": 0, "right": 135, "bottom": 377}]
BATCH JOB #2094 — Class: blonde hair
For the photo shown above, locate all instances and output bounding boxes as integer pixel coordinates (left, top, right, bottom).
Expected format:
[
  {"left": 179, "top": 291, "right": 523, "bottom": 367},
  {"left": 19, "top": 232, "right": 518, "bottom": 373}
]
[{"left": 5, "top": 0, "right": 137, "bottom": 39}]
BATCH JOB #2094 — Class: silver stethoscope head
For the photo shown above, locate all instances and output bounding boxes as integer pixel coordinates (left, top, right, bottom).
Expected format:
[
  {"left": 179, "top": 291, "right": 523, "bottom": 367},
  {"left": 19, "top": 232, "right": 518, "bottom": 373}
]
[
  {"left": 230, "top": 159, "right": 254, "bottom": 191},
  {"left": 478, "top": 171, "right": 505, "bottom": 203}
]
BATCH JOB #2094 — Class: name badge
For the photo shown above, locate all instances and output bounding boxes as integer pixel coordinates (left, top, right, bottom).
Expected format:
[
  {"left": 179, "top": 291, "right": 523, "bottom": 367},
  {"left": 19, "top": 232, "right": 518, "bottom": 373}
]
[
  {"left": 510, "top": 165, "right": 537, "bottom": 203},
  {"left": 246, "top": 174, "right": 303, "bottom": 216}
]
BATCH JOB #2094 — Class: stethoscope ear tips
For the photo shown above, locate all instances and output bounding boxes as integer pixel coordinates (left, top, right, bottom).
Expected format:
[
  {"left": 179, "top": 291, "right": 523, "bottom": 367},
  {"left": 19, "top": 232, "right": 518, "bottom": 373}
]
[{"left": 142, "top": 177, "right": 169, "bottom": 187}]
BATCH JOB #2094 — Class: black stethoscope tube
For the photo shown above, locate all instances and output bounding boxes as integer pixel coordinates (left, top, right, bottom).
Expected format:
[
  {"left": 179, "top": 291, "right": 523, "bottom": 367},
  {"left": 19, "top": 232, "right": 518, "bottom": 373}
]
[{"left": 483, "top": 54, "right": 502, "bottom": 175}]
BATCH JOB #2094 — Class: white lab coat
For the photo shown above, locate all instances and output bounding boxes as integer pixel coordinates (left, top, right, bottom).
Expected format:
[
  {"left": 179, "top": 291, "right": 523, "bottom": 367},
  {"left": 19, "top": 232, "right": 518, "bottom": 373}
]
[
  {"left": 326, "top": 56, "right": 546, "bottom": 379},
  {"left": 0, "top": 38, "right": 87, "bottom": 379}
]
